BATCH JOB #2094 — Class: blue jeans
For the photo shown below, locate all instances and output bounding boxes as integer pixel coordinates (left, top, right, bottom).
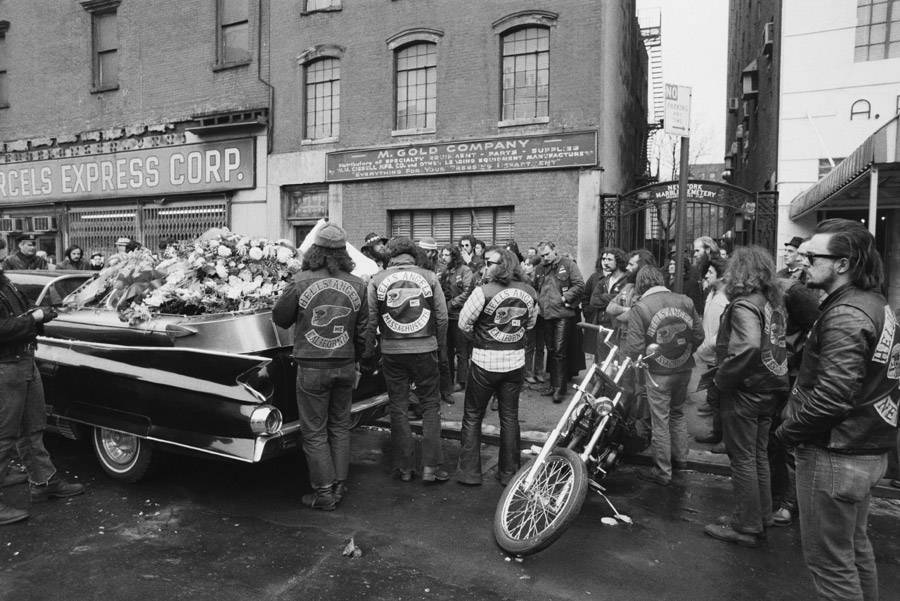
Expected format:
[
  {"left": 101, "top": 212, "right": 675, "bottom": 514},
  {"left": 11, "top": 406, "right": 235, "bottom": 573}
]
[
  {"left": 644, "top": 370, "right": 691, "bottom": 478},
  {"left": 0, "top": 358, "right": 57, "bottom": 485},
  {"left": 796, "top": 446, "right": 887, "bottom": 601},
  {"left": 457, "top": 363, "right": 523, "bottom": 483},
  {"left": 382, "top": 352, "right": 443, "bottom": 471},
  {"left": 296, "top": 362, "right": 355, "bottom": 489},
  {"left": 720, "top": 390, "right": 775, "bottom": 533}
]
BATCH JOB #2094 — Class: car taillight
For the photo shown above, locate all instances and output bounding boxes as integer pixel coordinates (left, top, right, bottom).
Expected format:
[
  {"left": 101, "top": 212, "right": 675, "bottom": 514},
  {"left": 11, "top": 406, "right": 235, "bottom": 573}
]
[{"left": 250, "top": 405, "right": 282, "bottom": 434}]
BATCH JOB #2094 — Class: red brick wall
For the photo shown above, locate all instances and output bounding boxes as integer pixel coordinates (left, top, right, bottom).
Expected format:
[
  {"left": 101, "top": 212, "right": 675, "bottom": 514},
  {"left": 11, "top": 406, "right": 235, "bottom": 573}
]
[
  {"left": 0, "top": 0, "right": 269, "bottom": 141},
  {"left": 269, "top": 0, "right": 610, "bottom": 152},
  {"left": 340, "top": 170, "right": 581, "bottom": 256}
]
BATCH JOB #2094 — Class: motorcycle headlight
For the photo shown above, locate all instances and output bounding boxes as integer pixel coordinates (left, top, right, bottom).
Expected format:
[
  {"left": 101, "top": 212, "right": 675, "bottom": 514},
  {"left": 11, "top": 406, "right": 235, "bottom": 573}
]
[
  {"left": 594, "top": 396, "right": 614, "bottom": 417},
  {"left": 250, "top": 405, "right": 283, "bottom": 435}
]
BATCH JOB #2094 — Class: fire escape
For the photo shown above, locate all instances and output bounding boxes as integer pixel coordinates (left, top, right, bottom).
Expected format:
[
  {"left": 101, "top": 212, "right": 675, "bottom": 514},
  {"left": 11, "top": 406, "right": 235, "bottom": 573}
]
[{"left": 640, "top": 9, "right": 664, "bottom": 183}]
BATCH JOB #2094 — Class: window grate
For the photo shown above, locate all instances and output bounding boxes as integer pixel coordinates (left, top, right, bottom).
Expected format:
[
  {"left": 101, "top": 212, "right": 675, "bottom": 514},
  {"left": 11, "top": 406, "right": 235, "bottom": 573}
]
[{"left": 389, "top": 206, "right": 514, "bottom": 247}]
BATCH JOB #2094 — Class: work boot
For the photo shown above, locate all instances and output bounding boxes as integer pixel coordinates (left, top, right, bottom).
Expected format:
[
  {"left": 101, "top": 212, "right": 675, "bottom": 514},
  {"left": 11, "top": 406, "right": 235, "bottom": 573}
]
[
  {"left": 30, "top": 474, "right": 85, "bottom": 502},
  {"left": 332, "top": 481, "right": 348, "bottom": 506},
  {"left": 441, "top": 392, "right": 456, "bottom": 405},
  {"left": 1, "top": 469, "right": 28, "bottom": 488},
  {"left": 704, "top": 523, "right": 762, "bottom": 547},
  {"left": 771, "top": 506, "right": 793, "bottom": 527},
  {"left": 694, "top": 433, "right": 722, "bottom": 444},
  {"left": 552, "top": 390, "right": 563, "bottom": 404},
  {"left": 422, "top": 466, "right": 449, "bottom": 483},
  {"left": 637, "top": 467, "right": 671, "bottom": 487},
  {"left": 0, "top": 502, "right": 29, "bottom": 526},
  {"left": 301, "top": 487, "right": 336, "bottom": 511}
]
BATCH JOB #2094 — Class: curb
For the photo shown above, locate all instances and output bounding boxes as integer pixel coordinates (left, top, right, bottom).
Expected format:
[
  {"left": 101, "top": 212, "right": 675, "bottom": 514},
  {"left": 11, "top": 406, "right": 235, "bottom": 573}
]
[{"left": 370, "top": 417, "right": 900, "bottom": 500}]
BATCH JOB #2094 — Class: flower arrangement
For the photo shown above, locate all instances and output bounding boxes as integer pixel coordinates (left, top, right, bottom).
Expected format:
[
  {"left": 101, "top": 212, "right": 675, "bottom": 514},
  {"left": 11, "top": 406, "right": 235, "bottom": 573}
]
[{"left": 66, "top": 228, "right": 302, "bottom": 324}]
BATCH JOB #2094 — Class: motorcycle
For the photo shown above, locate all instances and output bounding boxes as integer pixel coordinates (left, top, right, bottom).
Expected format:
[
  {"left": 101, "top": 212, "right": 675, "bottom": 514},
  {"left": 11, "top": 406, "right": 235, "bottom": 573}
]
[{"left": 493, "top": 326, "right": 656, "bottom": 556}]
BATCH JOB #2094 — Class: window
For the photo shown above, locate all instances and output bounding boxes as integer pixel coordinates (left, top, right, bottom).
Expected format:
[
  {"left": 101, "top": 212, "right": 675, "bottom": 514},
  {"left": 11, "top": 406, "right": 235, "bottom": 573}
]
[
  {"left": 80, "top": 1, "right": 120, "bottom": 90},
  {"left": 389, "top": 207, "right": 514, "bottom": 247},
  {"left": 395, "top": 43, "right": 436, "bottom": 131},
  {"left": 0, "top": 21, "right": 8, "bottom": 108},
  {"left": 855, "top": 0, "right": 900, "bottom": 61},
  {"left": 304, "top": 58, "right": 340, "bottom": 139},
  {"left": 218, "top": 0, "right": 250, "bottom": 66},
  {"left": 850, "top": 99, "right": 872, "bottom": 120},
  {"left": 501, "top": 27, "right": 549, "bottom": 121},
  {"left": 304, "top": 0, "right": 341, "bottom": 12}
]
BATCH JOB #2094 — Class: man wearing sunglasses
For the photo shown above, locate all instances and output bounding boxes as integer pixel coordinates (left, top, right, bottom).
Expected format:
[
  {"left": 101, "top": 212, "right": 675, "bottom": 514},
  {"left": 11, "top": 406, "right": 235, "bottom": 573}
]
[{"left": 775, "top": 218, "right": 899, "bottom": 601}]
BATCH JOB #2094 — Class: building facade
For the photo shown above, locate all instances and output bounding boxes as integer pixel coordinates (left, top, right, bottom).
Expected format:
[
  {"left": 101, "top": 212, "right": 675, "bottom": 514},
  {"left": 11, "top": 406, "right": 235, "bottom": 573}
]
[
  {"left": 0, "top": 0, "right": 271, "bottom": 260},
  {"left": 724, "top": 0, "right": 900, "bottom": 304},
  {"left": 267, "top": 0, "right": 648, "bottom": 268},
  {"left": 0, "top": 1, "right": 648, "bottom": 269}
]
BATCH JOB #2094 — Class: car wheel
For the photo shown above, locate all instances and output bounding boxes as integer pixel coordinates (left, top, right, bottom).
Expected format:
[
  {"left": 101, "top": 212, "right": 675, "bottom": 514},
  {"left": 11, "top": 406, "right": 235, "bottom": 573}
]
[{"left": 91, "top": 427, "right": 154, "bottom": 482}]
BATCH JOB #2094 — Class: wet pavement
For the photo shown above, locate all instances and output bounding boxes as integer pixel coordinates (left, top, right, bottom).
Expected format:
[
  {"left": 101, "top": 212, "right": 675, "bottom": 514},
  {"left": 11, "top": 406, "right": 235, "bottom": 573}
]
[{"left": 2, "top": 428, "right": 900, "bottom": 601}]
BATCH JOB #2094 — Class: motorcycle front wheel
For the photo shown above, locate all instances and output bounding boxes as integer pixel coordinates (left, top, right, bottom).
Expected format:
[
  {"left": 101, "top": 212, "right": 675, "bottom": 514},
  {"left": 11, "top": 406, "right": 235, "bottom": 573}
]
[{"left": 493, "top": 447, "right": 589, "bottom": 556}]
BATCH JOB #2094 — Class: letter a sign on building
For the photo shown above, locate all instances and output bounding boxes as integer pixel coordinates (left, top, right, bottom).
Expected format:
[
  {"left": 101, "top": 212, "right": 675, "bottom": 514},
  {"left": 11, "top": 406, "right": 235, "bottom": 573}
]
[{"left": 664, "top": 84, "right": 692, "bottom": 137}]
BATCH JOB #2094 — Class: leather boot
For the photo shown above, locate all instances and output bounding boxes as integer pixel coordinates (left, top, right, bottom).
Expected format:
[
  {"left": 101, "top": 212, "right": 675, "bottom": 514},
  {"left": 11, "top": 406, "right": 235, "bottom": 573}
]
[
  {"left": 30, "top": 474, "right": 85, "bottom": 502},
  {"left": 332, "top": 481, "right": 347, "bottom": 506},
  {"left": 301, "top": 487, "right": 336, "bottom": 511},
  {"left": 1, "top": 469, "right": 28, "bottom": 488},
  {"left": 0, "top": 502, "right": 29, "bottom": 526}
]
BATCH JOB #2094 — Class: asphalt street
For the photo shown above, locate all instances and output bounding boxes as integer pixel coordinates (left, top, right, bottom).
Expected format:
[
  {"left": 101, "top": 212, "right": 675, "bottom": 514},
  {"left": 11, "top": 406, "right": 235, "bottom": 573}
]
[{"left": 2, "top": 429, "right": 900, "bottom": 601}]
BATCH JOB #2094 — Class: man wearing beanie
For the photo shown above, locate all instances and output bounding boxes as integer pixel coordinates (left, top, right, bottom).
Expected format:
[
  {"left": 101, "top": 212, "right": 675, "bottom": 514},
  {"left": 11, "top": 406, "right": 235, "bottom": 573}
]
[
  {"left": 364, "top": 237, "right": 450, "bottom": 483},
  {"left": 273, "top": 223, "right": 368, "bottom": 510}
]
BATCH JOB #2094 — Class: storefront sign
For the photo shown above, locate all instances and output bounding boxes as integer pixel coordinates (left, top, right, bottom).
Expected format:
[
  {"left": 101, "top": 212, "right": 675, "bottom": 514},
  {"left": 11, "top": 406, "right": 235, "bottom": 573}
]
[
  {"left": 0, "top": 138, "right": 255, "bottom": 204},
  {"left": 325, "top": 131, "right": 597, "bottom": 182},
  {"left": 646, "top": 181, "right": 723, "bottom": 202}
]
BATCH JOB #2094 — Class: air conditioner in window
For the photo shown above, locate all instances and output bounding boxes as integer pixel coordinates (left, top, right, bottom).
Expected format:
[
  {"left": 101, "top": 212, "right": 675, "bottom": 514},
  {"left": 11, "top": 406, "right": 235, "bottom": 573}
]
[
  {"left": 736, "top": 123, "right": 745, "bottom": 139},
  {"left": 0, "top": 217, "right": 12, "bottom": 232},
  {"left": 31, "top": 216, "right": 57, "bottom": 232},
  {"left": 12, "top": 217, "right": 27, "bottom": 232},
  {"left": 730, "top": 141, "right": 739, "bottom": 155},
  {"left": 762, "top": 22, "right": 774, "bottom": 55},
  {"left": 728, "top": 97, "right": 740, "bottom": 113}
]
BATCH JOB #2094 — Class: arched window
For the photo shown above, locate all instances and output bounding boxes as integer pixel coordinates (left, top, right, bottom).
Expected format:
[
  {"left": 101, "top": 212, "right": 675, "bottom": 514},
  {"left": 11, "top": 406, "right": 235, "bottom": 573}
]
[
  {"left": 304, "top": 57, "right": 340, "bottom": 139},
  {"left": 850, "top": 99, "right": 871, "bottom": 120},
  {"left": 500, "top": 27, "right": 549, "bottom": 121},
  {"left": 395, "top": 42, "right": 437, "bottom": 131}
]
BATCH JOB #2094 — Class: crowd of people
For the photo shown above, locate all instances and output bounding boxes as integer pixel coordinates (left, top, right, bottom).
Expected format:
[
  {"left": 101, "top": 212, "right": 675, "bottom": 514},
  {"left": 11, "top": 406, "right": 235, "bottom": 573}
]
[{"left": 2, "top": 217, "right": 897, "bottom": 600}]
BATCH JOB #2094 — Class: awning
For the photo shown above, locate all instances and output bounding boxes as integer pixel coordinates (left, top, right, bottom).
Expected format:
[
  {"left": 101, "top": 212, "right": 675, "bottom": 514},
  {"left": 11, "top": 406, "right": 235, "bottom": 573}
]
[{"left": 790, "top": 115, "right": 900, "bottom": 220}]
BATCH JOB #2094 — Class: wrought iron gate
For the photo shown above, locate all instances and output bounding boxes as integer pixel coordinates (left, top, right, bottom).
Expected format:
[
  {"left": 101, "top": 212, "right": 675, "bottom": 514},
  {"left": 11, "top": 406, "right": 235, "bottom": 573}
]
[{"left": 601, "top": 180, "right": 777, "bottom": 265}]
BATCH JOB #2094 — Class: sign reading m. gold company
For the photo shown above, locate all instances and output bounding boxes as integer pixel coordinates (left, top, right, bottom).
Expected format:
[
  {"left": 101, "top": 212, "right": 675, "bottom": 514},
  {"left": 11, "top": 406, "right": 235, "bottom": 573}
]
[
  {"left": 326, "top": 131, "right": 597, "bottom": 182},
  {"left": 0, "top": 138, "right": 255, "bottom": 203}
]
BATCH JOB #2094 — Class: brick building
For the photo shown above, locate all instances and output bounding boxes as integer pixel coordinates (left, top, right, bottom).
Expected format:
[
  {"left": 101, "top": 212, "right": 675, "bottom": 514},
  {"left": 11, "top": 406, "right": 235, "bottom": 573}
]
[
  {"left": 0, "top": 0, "right": 271, "bottom": 259},
  {"left": 267, "top": 0, "right": 648, "bottom": 267},
  {"left": 0, "top": 1, "right": 647, "bottom": 269}
]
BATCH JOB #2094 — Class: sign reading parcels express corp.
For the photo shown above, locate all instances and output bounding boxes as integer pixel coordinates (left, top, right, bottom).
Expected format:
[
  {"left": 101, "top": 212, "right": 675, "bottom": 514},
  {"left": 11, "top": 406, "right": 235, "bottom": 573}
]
[
  {"left": 325, "top": 131, "right": 597, "bottom": 182},
  {"left": 0, "top": 138, "right": 255, "bottom": 204}
]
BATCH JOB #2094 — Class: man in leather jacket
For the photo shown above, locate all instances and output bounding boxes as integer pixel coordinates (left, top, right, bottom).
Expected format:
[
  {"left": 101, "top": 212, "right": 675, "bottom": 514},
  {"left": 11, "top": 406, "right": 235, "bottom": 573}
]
[
  {"left": 703, "top": 246, "right": 789, "bottom": 548},
  {"left": 622, "top": 265, "right": 703, "bottom": 486},
  {"left": 532, "top": 242, "right": 584, "bottom": 403},
  {"left": 2, "top": 235, "right": 48, "bottom": 270},
  {"left": 273, "top": 223, "right": 367, "bottom": 511},
  {"left": 775, "top": 218, "right": 899, "bottom": 601},
  {"left": 1, "top": 268, "right": 84, "bottom": 525},
  {"left": 365, "top": 237, "right": 449, "bottom": 483}
]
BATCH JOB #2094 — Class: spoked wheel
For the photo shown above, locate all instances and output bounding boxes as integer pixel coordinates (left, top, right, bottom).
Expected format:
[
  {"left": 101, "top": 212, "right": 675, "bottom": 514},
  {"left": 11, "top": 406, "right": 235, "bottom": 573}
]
[
  {"left": 493, "top": 447, "right": 589, "bottom": 556},
  {"left": 92, "top": 427, "right": 154, "bottom": 483}
]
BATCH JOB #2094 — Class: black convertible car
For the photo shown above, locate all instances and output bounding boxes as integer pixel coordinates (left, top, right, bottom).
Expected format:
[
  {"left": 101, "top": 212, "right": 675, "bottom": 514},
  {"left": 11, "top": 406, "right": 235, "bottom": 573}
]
[{"left": 7, "top": 270, "right": 388, "bottom": 482}]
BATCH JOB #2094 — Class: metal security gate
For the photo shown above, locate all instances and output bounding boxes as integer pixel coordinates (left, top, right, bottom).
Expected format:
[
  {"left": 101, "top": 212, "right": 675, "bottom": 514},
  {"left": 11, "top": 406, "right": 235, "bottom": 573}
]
[
  {"left": 600, "top": 180, "right": 776, "bottom": 265},
  {"left": 67, "top": 197, "right": 229, "bottom": 257}
]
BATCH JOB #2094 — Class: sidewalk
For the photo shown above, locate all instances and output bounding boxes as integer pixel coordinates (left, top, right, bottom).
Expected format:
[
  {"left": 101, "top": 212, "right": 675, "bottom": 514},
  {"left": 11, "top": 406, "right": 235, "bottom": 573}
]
[{"left": 374, "top": 362, "right": 900, "bottom": 500}]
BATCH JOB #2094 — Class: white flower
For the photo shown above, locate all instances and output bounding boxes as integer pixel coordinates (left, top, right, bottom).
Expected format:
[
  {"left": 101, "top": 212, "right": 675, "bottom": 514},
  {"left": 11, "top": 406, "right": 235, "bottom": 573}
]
[
  {"left": 218, "top": 245, "right": 232, "bottom": 258},
  {"left": 276, "top": 246, "right": 294, "bottom": 264},
  {"left": 248, "top": 247, "right": 263, "bottom": 261},
  {"left": 215, "top": 263, "right": 229, "bottom": 279}
]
